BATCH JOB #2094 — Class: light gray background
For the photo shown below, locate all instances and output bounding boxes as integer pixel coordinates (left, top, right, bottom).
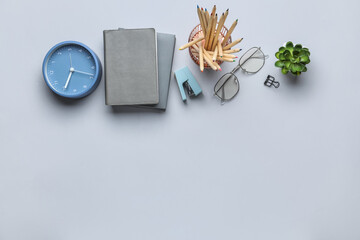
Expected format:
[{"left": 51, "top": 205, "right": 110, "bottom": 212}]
[{"left": 1, "top": 0, "right": 359, "bottom": 239}]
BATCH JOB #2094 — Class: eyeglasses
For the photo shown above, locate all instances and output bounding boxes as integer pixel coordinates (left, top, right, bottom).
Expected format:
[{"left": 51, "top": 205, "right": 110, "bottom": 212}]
[{"left": 214, "top": 47, "right": 268, "bottom": 103}]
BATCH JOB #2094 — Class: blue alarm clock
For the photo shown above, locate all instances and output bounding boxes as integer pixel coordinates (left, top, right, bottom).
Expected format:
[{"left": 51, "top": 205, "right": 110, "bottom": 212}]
[{"left": 42, "top": 41, "right": 102, "bottom": 99}]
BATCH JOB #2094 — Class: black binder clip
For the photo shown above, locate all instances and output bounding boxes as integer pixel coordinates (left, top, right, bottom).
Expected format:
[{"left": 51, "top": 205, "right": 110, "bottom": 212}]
[{"left": 264, "top": 75, "right": 280, "bottom": 88}]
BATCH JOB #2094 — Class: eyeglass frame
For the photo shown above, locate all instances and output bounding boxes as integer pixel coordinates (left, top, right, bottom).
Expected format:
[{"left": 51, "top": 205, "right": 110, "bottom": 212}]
[{"left": 214, "top": 47, "right": 268, "bottom": 102}]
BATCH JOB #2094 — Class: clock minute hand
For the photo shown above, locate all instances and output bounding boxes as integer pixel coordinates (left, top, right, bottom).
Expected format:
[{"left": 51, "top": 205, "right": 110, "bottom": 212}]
[
  {"left": 73, "top": 69, "right": 94, "bottom": 76},
  {"left": 69, "top": 53, "right": 73, "bottom": 68}
]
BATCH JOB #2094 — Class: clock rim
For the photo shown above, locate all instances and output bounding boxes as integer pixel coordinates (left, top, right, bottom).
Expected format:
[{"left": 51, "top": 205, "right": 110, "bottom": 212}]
[{"left": 42, "top": 41, "right": 102, "bottom": 99}]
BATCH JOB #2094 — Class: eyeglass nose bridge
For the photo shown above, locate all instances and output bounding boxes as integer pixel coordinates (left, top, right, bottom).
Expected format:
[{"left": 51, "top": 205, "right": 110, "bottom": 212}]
[{"left": 231, "top": 64, "right": 241, "bottom": 74}]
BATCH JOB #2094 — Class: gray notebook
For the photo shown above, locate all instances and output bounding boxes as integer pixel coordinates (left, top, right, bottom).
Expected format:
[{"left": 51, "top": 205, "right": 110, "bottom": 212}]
[
  {"left": 139, "top": 33, "right": 176, "bottom": 111},
  {"left": 104, "top": 28, "right": 159, "bottom": 105}
]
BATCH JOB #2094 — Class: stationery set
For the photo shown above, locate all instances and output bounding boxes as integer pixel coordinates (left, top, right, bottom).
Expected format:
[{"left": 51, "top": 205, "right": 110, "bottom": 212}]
[{"left": 42, "top": 5, "right": 304, "bottom": 109}]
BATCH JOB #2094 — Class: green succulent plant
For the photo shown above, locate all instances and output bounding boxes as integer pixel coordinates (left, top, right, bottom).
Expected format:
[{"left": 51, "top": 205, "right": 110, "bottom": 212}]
[{"left": 275, "top": 41, "right": 310, "bottom": 76}]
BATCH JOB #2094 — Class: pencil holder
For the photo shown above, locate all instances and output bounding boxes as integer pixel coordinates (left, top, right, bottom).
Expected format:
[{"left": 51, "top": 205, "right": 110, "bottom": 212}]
[{"left": 189, "top": 24, "right": 232, "bottom": 69}]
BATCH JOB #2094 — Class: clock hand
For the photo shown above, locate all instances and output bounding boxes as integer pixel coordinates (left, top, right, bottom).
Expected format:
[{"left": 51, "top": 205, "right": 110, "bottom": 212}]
[
  {"left": 73, "top": 69, "right": 94, "bottom": 76},
  {"left": 64, "top": 67, "right": 75, "bottom": 89},
  {"left": 69, "top": 53, "right": 73, "bottom": 68}
]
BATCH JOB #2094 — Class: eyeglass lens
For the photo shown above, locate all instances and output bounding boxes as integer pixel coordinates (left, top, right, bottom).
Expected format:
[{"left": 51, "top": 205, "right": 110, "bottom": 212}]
[
  {"left": 214, "top": 73, "right": 239, "bottom": 101},
  {"left": 239, "top": 47, "right": 265, "bottom": 73}
]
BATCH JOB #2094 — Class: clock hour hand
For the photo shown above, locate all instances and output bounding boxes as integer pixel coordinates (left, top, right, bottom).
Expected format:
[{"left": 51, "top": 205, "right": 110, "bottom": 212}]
[
  {"left": 73, "top": 69, "right": 94, "bottom": 76},
  {"left": 64, "top": 68, "right": 75, "bottom": 89}
]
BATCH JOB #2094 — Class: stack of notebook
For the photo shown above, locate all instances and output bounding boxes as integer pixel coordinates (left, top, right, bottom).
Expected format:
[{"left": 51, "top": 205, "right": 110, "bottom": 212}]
[{"left": 103, "top": 28, "right": 176, "bottom": 111}]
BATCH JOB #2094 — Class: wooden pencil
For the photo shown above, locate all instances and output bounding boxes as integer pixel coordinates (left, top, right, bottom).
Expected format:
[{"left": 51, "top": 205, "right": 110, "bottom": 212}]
[
  {"left": 211, "top": 5, "right": 216, "bottom": 16},
  {"left": 223, "top": 9, "right": 229, "bottom": 30},
  {"left": 192, "top": 43, "right": 201, "bottom": 53},
  {"left": 223, "top": 38, "right": 243, "bottom": 50},
  {"left": 211, "top": 13, "right": 225, "bottom": 51},
  {"left": 213, "top": 8, "right": 229, "bottom": 51},
  {"left": 203, "top": 54, "right": 217, "bottom": 71},
  {"left": 204, "top": 13, "right": 214, "bottom": 49},
  {"left": 223, "top": 48, "right": 241, "bottom": 54},
  {"left": 222, "top": 19, "right": 238, "bottom": 47},
  {"left": 218, "top": 39, "right": 223, "bottom": 57},
  {"left": 199, "top": 42, "right": 204, "bottom": 72},
  {"left": 192, "top": 43, "right": 199, "bottom": 52},
  {"left": 201, "top": 8, "right": 207, "bottom": 33},
  {"left": 205, "top": 9, "right": 210, "bottom": 25},
  {"left": 224, "top": 8, "right": 229, "bottom": 21},
  {"left": 191, "top": 48, "right": 228, "bottom": 70},
  {"left": 213, "top": 61, "right": 222, "bottom": 71},
  {"left": 202, "top": 47, "right": 218, "bottom": 71},
  {"left": 208, "top": 53, "right": 237, "bottom": 59},
  {"left": 212, "top": 46, "right": 218, "bottom": 62},
  {"left": 197, "top": 6, "right": 206, "bottom": 35},
  {"left": 191, "top": 49, "right": 199, "bottom": 57},
  {"left": 207, "top": 13, "right": 217, "bottom": 51},
  {"left": 222, "top": 53, "right": 236, "bottom": 58},
  {"left": 193, "top": 47, "right": 237, "bottom": 60},
  {"left": 216, "top": 57, "right": 236, "bottom": 62},
  {"left": 179, "top": 37, "right": 205, "bottom": 50},
  {"left": 202, "top": 8, "right": 208, "bottom": 30}
]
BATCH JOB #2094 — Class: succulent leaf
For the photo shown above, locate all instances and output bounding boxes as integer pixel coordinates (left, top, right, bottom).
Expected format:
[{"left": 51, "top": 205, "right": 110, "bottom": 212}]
[
  {"left": 284, "top": 61, "right": 291, "bottom": 68},
  {"left": 279, "top": 53, "right": 286, "bottom": 60},
  {"left": 282, "top": 68, "right": 289, "bottom": 74},
  {"left": 284, "top": 52, "right": 291, "bottom": 60},
  {"left": 286, "top": 41, "right": 294, "bottom": 48},
  {"left": 299, "top": 50, "right": 309, "bottom": 57},
  {"left": 292, "top": 63, "right": 303, "bottom": 72},
  {"left": 300, "top": 55, "right": 310, "bottom": 64},
  {"left": 275, "top": 60, "right": 284, "bottom": 68}
]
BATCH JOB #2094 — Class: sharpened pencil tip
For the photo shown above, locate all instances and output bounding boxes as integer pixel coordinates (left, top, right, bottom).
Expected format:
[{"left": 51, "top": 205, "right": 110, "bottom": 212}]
[
  {"left": 236, "top": 19, "right": 238, "bottom": 22},
  {"left": 201, "top": 70, "right": 203, "bottom": 72},
  {"left": 233, "top": 60, "right": 235, "bottom": 62},
  {"left": 205, "top": 8, "right": 207, "bottom": 11},
  {"left": 226, "top": 8, "right": 229, "bottom": 11},
  {"left": 219, "top": 68, "right": 222, "bottom": 71},
  {"left": 197, "top": 5, "right": 199, "bottom": 8}
]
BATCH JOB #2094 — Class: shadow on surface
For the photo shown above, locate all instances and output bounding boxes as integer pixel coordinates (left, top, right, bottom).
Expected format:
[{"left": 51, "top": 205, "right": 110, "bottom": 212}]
[
  {"left": 111, "top": 105, "right": 165, "bottom": 114},
  {"left": 40, "top": 75, "right": 89, "bottom": 107}
]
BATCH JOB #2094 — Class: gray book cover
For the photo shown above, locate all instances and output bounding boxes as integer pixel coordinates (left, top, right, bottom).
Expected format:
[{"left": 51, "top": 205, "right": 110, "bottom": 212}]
[
  {"left": 139, "top": 33, "right": 176, "bottom": 111},
  {"left": 103, "top": 28, "right": 159, "bottom": 105}
]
